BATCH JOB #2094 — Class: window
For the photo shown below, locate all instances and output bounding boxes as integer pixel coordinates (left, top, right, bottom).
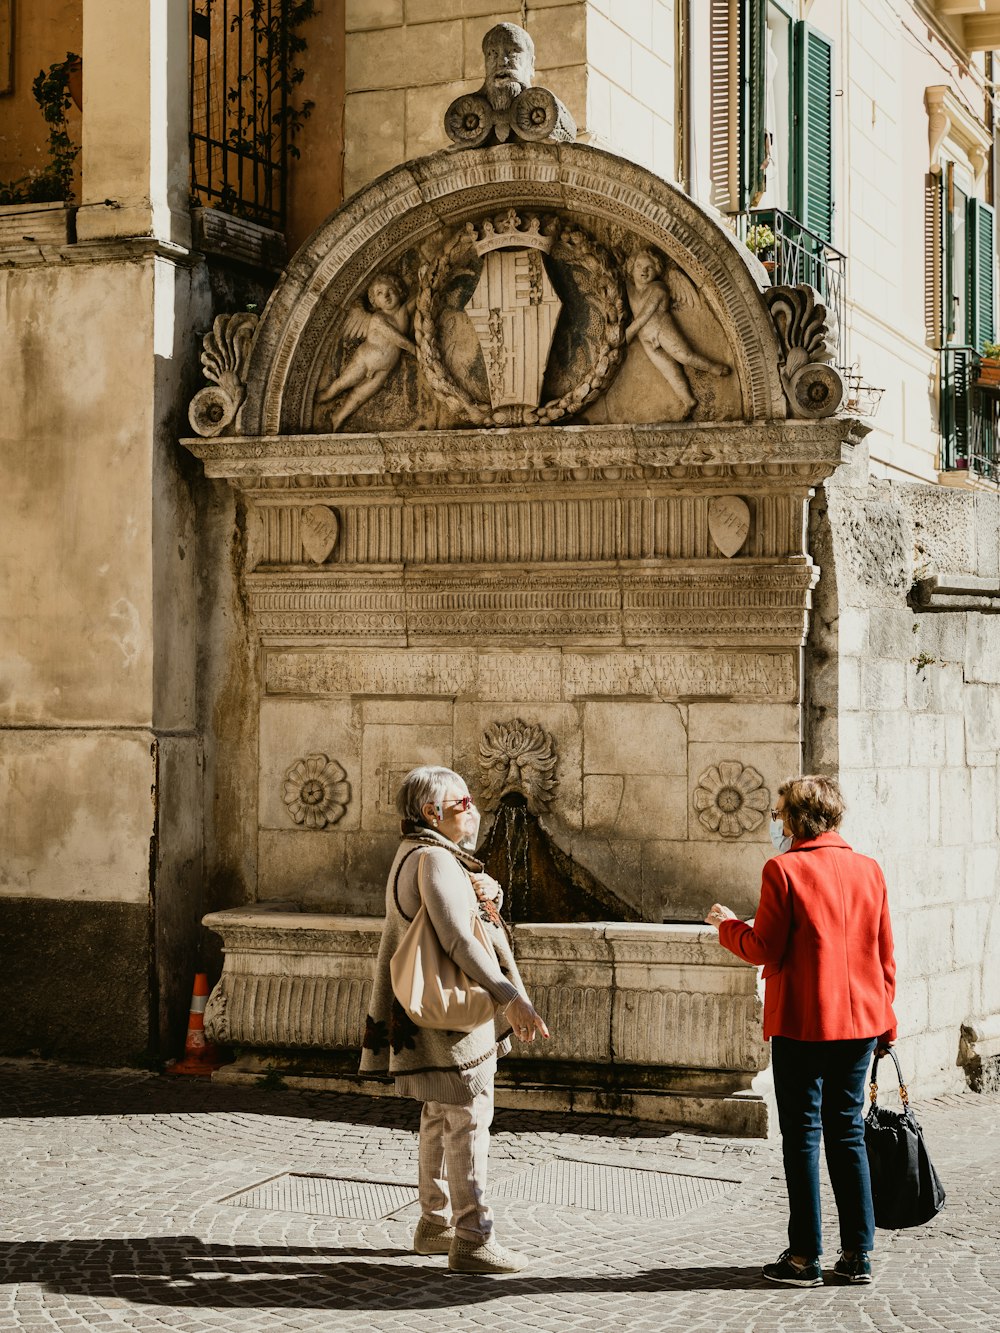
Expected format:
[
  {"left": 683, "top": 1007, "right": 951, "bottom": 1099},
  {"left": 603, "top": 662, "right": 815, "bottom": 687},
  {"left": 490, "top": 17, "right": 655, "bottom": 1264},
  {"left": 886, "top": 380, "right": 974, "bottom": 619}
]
[{"left": 739, "top": 0, "right": 835, "bottom": 242}]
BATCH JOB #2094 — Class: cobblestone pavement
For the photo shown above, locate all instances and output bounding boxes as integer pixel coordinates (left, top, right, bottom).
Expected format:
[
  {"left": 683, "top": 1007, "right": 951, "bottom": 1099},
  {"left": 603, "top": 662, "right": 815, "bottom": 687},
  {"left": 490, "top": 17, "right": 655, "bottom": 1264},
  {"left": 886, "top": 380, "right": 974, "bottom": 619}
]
[{"left": 0, "top": 1059, "right": 996, "bottom": 1332}]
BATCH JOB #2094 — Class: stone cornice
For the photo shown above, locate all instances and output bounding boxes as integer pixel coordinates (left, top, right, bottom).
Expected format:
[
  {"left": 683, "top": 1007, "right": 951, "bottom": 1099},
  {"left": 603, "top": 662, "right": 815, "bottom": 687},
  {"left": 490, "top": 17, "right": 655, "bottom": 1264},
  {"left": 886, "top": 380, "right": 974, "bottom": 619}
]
[{"left": 182, "top": 419, "right": 867, "bottom": 486}]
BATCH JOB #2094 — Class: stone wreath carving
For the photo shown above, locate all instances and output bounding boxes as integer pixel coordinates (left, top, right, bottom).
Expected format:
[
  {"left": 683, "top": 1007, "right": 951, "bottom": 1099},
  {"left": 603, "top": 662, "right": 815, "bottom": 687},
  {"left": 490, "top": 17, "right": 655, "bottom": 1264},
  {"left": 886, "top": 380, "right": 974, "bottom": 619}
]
[
  {"left": 188, "top": 312, "right": 259, "bottom": 437},
  {"left": 764, "top": 284, "right": 844, "bottom": 419},
  {"left": 415, "top": 212, "right": 626, "bottom": 427},
  {"left": 479, "top": 718, "right": 558, "bottom": 815},
  {"left": 282, "top": 753, "right": 351, "bottom": 829},
  {"left": 693, "top": 762, "right": 770, "bottom": 838}
]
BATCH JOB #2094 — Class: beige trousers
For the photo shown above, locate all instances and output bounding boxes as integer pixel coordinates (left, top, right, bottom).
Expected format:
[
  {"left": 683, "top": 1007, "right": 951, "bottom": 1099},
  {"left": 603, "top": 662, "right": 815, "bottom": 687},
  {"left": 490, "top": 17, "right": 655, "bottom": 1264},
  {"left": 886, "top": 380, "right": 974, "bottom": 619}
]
[{"left": 418, "top": 1083, "right": 495, "bottom": 1242}]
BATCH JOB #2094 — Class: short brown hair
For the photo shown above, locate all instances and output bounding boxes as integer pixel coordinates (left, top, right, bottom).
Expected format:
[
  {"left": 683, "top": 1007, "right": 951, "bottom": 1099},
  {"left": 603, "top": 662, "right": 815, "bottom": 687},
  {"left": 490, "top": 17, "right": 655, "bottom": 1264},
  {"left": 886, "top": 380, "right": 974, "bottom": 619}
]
[{"left": 777, "top": 774, "right": 845, "bottom": 840}]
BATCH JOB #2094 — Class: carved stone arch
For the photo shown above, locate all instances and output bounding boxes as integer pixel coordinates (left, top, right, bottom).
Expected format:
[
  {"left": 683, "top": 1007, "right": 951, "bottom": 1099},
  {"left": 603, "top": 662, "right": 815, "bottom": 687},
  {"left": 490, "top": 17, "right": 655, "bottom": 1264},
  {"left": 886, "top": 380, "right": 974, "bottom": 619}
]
[{"left": 239, "top": 142, "right": 788, "bottom": 437}]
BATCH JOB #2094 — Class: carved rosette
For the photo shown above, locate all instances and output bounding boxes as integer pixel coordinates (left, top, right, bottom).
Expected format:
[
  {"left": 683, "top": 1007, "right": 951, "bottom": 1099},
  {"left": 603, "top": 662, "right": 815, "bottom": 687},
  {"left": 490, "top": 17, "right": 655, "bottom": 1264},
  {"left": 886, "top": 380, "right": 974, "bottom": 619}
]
[
  {"left": 693, "top": 762, "right": 770, "bottom": 838},
  {"left": 479, "top": 718, "right": 558, "bottom": 814},
  {"left": 282, "top": 753, "right": 351, "bottom": 828},
  {"left": 188, "top": 312, "right": 259, "bottom": 437},
  {"left": 415, "top": 214, "right": 626, "bottom": 428},
  {"left": 764, "top": 285, "right": 844, "bottom": 419}
]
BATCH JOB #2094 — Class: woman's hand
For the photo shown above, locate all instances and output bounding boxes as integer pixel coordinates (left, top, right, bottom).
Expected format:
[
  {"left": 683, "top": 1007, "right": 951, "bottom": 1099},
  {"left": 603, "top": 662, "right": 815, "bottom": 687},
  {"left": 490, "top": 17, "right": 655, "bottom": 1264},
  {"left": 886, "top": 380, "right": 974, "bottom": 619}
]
[
  {"left": 468, "top": 871, "right": 503, "bottom": 900},
  {"left": 705, "top": 903, "right": 737, "bottom": 929},
  {"left": 504, "top": 994, "right": 549, "bottom": 1042}
]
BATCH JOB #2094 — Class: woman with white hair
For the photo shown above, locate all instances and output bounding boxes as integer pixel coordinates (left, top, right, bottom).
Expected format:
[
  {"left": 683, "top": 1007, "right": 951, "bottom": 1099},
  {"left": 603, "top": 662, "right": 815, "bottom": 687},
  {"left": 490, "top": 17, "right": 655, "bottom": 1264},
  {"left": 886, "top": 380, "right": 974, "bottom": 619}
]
[{"left": 360, "top": 765, "right": 548, "bottom": 1275}]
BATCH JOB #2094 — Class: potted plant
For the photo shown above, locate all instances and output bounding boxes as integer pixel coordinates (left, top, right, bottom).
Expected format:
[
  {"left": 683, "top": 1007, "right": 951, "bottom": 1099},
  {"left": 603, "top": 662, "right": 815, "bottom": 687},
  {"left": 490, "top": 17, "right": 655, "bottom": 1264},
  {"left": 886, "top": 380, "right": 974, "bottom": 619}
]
[
  {"left": 975, "top": 342, "right": 1000, "bottom": 388},
  {"left": 745, "top": 221, "right": 777, "bottom": 274}
]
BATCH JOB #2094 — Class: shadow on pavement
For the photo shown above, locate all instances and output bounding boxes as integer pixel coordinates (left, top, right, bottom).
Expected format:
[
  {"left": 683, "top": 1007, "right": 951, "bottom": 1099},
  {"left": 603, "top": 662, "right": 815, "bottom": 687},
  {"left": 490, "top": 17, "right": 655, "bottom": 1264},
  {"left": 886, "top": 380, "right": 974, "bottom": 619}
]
[
  {"left": 0, "top": 1061, "right": 694, "bottom": 1141},
  {"left": 0, "top": 1237, "right": 775, "bottom": 1308}
]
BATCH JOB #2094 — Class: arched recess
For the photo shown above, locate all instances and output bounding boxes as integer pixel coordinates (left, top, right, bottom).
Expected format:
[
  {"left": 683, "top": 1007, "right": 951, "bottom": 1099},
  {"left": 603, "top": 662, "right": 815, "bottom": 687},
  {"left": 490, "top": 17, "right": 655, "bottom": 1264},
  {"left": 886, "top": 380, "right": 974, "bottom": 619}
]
[{"left": 238, "top": 142, "right": 787, "bottom": 437}]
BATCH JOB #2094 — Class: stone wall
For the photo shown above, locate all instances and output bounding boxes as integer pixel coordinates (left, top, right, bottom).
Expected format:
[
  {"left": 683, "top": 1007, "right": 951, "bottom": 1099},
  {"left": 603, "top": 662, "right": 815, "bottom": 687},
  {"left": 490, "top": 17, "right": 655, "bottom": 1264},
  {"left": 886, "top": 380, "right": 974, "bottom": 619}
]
[
  {"left": 342, "top": 1, "right": 677, "bottom": 197},
  {"left": 807, "top": 455, "right": 1000, "bottom": 1096}
]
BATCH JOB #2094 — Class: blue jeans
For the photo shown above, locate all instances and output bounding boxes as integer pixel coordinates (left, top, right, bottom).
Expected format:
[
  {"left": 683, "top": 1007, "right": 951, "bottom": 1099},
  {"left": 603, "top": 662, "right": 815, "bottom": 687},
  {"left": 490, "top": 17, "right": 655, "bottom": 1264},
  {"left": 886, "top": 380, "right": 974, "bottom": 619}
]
[{"left": 771, "top": 1035, "right": 877, "bottom": 1258}]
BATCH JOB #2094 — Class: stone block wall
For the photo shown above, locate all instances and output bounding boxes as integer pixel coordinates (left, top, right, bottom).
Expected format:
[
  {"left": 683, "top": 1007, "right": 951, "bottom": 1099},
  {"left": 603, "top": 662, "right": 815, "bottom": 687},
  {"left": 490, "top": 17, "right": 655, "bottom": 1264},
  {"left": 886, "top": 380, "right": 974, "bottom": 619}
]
[
  {"left": 257, "top": 686, "right": 798, "bottom": 924},
  {"left": 807, "top": 460, "right": 1000, "bottom": 1096},
  {"left": 342, "top": 0, "right": 676, "bottom": 197}
]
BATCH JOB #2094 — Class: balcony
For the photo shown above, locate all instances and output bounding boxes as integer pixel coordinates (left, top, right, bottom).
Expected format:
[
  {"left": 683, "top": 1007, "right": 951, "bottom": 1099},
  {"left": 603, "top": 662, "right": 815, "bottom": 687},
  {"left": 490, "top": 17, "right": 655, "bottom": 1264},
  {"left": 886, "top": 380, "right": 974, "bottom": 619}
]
[
  {"left": 739, "top": 208, "right": 848, "bottom": 363},
  {"left": 940, "top": 346, "right": 1000, "bottom": 483}
]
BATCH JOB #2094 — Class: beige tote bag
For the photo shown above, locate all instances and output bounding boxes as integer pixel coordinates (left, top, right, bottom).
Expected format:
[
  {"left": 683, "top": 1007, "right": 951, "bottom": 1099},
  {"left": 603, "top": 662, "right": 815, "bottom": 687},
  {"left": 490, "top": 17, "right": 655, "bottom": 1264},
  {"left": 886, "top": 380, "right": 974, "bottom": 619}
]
[{"left": 390, "top": 856, "right": 498, "bottom": 1032}]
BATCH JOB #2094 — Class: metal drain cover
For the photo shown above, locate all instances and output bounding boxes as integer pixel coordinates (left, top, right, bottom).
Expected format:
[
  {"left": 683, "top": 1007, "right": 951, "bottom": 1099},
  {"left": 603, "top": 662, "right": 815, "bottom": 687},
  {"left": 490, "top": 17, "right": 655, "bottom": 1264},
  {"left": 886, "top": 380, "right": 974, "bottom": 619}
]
[
  {"left": 221, "top": 1173, "right": 418, "bottom": 1220},
  {"left": 491, "top": 1159, "right": 738, "bottom": 1220}
]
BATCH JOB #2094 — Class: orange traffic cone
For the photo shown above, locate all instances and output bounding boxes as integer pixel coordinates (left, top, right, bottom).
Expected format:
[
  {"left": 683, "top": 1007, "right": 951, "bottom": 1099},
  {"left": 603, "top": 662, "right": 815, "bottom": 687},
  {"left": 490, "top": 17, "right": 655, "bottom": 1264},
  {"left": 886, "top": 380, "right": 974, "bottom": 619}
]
[{"left": 166, "top": 973, "right": 223, "bottom": 1076}]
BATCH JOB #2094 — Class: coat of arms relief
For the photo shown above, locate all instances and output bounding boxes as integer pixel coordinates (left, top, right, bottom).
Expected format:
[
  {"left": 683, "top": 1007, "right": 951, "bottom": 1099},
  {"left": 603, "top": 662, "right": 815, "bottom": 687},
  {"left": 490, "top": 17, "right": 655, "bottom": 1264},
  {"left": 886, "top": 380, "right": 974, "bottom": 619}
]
[{"left": 302, "top": 212, "right": 739, "bottom": 436}]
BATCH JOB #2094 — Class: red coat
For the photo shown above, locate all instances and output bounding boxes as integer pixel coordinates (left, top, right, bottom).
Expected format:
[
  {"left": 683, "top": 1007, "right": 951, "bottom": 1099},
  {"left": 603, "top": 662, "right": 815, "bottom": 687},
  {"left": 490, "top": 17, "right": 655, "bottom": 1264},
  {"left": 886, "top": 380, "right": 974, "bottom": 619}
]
[{"left": 718, "top": 830, "right": 897, "bottom": 1043}]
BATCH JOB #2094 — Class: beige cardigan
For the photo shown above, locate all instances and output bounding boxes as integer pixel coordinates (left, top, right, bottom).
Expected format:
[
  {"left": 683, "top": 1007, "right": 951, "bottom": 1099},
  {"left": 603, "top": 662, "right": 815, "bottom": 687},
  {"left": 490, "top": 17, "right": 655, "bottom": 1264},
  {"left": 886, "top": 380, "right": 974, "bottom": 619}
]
[{"left": 359, "top": 829, "right": 525, "bottom": 1104}]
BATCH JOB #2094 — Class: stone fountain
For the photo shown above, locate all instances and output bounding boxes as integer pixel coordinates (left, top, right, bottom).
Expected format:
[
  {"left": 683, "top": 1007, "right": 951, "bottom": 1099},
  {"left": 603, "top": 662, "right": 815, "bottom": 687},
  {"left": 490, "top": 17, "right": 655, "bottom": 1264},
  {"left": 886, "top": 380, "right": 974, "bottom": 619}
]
[{"left": 184, "top": 27, "right": 865, "bottom": 1135}]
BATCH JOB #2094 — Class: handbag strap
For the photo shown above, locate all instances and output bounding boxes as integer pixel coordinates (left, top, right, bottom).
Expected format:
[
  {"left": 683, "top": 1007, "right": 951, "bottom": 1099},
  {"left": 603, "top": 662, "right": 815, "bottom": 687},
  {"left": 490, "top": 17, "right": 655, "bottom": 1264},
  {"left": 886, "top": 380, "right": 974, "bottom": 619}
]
[
  {"left": 390, "top": 846, "right": 425, "bottom": 923},
  {"left": 869, "top": 1047, "right": 910, "bottom": 1107}
]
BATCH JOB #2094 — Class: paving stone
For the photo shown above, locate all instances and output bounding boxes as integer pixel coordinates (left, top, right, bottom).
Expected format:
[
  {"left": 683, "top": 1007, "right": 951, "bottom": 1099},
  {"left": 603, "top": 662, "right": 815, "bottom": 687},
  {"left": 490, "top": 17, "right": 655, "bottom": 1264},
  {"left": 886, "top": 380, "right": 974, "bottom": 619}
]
[{"left": 0, "top": 1058, "right": 996, "bottom": 1330}]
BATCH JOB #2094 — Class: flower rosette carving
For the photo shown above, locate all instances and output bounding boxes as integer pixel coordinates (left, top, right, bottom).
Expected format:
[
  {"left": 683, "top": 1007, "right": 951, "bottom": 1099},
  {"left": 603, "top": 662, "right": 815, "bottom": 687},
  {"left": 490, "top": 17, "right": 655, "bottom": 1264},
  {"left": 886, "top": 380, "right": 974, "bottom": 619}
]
[
  {"left": 479, "top": 718, "right": 558, "bottom": 815},
  {"left": 282, "top": 753, "right": 351, "bottom": 829},
  {"left": 693, "top": 762, "right": 770, "bottom": 838},
  {"left": 415, "top": 216, "right": 626, "bottom": 428}
]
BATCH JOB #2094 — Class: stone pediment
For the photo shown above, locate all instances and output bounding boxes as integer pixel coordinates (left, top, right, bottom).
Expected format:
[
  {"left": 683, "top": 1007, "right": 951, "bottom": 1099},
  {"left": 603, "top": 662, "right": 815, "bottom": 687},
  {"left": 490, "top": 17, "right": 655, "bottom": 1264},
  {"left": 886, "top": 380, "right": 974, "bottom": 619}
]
[{"left": 217, "top": 143, "right": 803, "bottom": 440}]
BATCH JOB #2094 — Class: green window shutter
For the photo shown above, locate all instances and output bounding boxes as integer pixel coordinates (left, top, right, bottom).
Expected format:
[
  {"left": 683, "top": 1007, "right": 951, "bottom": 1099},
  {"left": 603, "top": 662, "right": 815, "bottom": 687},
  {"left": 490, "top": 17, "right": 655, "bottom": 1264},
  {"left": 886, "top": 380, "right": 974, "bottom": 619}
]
[
  {"left": 739, "top": 0, "right": 768, "bottom": 211},
  {"left": 968, "top": 196, "right": 996, "bottom": 350},
  {"left": 793, "top": 22, "right": 834, "bottom": 242},
  {"left": 943, "top": 163, "right": 955, "bottom": 342}
]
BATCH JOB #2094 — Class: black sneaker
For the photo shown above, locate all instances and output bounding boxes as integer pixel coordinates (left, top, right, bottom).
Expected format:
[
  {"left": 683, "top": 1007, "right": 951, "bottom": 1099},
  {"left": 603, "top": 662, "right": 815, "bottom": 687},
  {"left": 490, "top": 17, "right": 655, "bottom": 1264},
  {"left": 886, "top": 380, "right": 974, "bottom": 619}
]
[
  {"left": 762, "top": 1249, "right": 823, "bottom": 1287},
  {"left": 832, "top": 1251, "right": 872, "bottom": 1284}
]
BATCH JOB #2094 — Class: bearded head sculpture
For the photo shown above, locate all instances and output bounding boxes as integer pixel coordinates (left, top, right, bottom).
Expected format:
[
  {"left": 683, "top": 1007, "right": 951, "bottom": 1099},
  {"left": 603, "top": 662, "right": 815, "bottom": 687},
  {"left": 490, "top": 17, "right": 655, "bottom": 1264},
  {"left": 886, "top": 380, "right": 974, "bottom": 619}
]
[{"left": 482, "top": 22, "right": 536, "bottom": 110}]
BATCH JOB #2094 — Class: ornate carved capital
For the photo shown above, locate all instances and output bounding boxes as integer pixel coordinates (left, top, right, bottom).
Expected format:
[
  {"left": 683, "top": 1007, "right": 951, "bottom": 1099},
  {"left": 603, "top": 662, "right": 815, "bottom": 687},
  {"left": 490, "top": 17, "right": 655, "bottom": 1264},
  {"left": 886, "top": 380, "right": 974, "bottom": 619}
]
[{"left": 188, "top": 312, "right": 259, "bottom": 437}]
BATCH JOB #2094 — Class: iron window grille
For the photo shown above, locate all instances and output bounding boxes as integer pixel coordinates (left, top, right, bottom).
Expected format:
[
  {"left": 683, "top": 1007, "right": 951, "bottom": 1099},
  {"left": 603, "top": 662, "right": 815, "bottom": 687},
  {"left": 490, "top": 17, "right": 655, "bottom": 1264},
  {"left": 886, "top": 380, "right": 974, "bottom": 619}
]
[{"left": 189, "top": 0, "right": 293, "bottom": 231}]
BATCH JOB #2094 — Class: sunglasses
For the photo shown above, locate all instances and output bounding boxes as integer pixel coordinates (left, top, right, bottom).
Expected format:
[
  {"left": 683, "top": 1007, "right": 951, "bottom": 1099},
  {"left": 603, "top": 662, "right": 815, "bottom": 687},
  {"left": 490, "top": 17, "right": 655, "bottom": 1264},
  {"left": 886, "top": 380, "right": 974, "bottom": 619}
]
[{"left": 444, "top": 795, "right": 476, "bottom": 812}]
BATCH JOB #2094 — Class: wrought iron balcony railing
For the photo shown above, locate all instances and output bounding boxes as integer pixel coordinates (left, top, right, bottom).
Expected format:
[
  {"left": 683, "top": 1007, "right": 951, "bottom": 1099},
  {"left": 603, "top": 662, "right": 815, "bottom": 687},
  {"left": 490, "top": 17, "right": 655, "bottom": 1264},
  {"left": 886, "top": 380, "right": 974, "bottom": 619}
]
[
  {"left": 940, "top": 346, "right": 1000, "bottom": 482},
  {"left": 739, "top": 207, "right": 848, "bottom": 363}
]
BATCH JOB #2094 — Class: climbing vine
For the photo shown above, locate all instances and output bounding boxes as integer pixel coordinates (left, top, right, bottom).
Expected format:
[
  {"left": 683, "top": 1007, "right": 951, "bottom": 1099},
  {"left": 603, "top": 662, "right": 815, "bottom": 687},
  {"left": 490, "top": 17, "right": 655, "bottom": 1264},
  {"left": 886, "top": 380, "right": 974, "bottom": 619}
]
[
  {"left": 0, "top": 53, "right": 81, "bottom": 205},
  {"left": 210, "top": 0, "right": 316, "bottom": 223}
]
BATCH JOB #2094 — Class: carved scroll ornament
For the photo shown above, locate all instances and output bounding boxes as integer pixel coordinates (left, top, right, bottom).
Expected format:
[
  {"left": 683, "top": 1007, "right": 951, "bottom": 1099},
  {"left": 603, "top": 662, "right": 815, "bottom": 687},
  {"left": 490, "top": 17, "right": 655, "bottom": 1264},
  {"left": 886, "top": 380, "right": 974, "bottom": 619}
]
[
  {"left": 479, "top": 718, "right": 558, "bottom": 815},
  {"left": 764, "top": 285, "right": 844, "bottom": 419},
  {"left": 188, "top": 312, "right": 259, "bottom": 437}
]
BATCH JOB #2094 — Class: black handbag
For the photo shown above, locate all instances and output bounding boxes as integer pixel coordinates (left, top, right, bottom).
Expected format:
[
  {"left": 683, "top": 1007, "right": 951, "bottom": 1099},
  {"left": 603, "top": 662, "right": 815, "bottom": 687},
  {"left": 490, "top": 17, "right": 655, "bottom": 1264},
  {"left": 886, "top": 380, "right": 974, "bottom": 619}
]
[{"left": 864, "top": 1048, "right": 945, "bottom": 1229}]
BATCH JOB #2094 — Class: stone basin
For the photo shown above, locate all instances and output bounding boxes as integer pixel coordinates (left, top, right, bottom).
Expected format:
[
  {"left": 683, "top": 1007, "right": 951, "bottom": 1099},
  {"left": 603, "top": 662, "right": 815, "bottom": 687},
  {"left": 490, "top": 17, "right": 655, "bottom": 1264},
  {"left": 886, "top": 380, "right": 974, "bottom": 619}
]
[{"left": 202, "top": 904, "right": 774, "bottom": 1136}]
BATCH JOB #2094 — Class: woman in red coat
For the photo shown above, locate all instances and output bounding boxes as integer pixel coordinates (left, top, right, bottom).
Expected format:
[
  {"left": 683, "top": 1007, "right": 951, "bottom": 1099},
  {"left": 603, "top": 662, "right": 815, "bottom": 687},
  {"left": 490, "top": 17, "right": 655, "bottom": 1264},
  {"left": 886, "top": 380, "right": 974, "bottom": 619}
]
[{"left": 706, "top": 774, "right": 896, "bottom": 1288}]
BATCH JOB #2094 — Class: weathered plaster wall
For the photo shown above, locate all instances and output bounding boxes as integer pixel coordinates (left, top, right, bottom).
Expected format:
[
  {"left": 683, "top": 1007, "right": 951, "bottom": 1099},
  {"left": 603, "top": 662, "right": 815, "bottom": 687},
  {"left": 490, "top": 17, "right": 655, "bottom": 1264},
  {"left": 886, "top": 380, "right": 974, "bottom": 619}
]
[
  {"left": 807, "top": 462, "right": 1000, "bottom": 1096},
  {"left": 0, "top": 253, "right": 215, "bottom": 1061}
]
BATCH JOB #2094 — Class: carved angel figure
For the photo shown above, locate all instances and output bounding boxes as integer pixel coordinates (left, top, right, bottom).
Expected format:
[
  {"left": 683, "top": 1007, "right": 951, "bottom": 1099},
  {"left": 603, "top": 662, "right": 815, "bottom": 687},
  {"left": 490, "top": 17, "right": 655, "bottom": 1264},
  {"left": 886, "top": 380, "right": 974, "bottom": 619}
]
[
  {"left": 625, "top": 249, "right": 730, "bottom": 419},
  {"left": 314, "top": 273, "right": 416, "bottom": 431}
]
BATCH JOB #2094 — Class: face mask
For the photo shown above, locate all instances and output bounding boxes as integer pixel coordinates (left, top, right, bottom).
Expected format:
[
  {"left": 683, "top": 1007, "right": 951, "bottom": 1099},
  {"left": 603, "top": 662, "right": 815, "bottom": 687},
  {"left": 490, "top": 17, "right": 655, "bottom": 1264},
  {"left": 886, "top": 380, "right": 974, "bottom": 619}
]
[{"left": 769, "top": 817, "right": 793, "bottom": 854}]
